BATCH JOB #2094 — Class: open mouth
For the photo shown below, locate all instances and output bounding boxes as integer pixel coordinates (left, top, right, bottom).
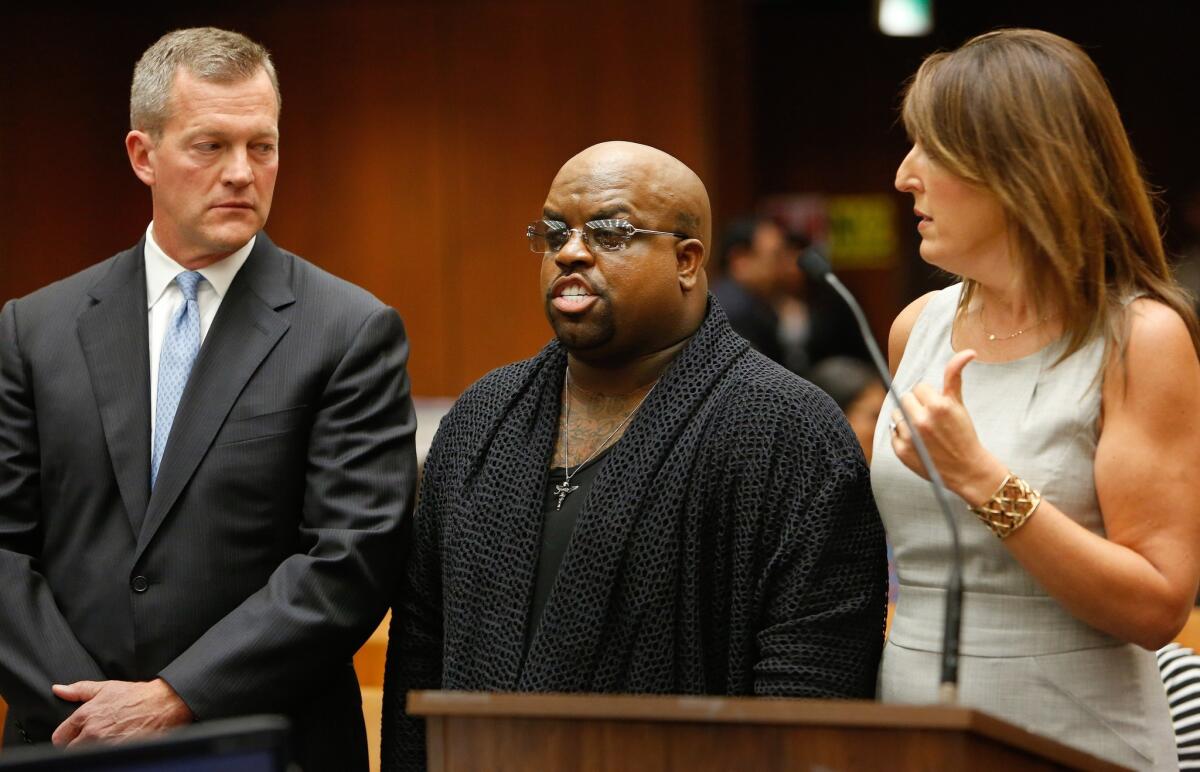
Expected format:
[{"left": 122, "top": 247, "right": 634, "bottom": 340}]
[{"left": 551, "top": 280, "right": 599, "bottom": 314}]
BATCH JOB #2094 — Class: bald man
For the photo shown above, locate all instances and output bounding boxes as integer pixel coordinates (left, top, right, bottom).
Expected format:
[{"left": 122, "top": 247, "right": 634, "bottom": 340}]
[{"left": 381, "top": 142, "right": 887, "bottom": 771}]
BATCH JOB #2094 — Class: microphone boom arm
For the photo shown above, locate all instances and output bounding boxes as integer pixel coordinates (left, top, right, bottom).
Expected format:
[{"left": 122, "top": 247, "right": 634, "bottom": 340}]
[{"left": 804, "top": 250, "right": 963, "bottom": 704}]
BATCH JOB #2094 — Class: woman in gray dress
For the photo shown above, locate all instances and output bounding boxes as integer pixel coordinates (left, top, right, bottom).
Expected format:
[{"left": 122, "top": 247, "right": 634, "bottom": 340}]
[{"left": 873, "top": 29, "right": 1200, "bottom": 770}]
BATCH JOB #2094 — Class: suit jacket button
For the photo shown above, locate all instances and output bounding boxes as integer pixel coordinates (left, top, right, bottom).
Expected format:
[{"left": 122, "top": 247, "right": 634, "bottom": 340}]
[{"left": 131, "top": 575, "right": 150, "bottom": 593}]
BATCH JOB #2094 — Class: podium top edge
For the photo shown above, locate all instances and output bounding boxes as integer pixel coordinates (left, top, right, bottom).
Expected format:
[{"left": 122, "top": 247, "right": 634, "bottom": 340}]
[
  {"left": 405, "top": 691, "right": 1129, "bottom": 771},
  {"left": 407, "top": 691, "right": 969, "bottom": 727}
]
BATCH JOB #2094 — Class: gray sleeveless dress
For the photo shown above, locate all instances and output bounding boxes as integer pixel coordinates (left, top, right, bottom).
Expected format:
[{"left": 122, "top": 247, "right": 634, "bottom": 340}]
[{"left": 871, "top": 284, "right": 1175, "bottom": 770}]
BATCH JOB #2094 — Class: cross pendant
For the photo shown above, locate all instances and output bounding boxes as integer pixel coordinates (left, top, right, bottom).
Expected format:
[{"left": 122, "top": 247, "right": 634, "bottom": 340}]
[{"left": 554, "top": 480, "right": 579, "bottom": 510}]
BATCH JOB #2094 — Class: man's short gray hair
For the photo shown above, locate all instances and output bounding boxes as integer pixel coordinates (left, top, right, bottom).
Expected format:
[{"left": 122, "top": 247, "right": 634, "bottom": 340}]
[{"left": 131, "top": 27, "right": 281, "bottom": 136}]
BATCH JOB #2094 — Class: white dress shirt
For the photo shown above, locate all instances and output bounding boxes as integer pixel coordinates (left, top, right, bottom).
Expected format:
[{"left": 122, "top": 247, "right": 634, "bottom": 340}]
[{"left": 146, "top": 223, "right": 254, "bottom": 442}]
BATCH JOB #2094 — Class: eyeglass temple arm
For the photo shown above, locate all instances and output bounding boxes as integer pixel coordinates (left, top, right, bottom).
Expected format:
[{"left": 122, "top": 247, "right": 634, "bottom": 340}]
[{"left": 633, "top": 227, "right": 691, "bottom": 238}]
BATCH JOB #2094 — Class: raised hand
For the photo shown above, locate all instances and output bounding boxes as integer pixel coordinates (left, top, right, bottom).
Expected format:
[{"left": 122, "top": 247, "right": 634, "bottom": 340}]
[{"left": 890, "top": 349, "right": 1008, "bottom": 505}]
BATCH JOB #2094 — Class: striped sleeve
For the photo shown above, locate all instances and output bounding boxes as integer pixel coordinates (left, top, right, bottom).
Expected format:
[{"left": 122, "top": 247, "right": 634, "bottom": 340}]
[{"left": 1158, "top": 643, "right": 1200, "bottom": 769}]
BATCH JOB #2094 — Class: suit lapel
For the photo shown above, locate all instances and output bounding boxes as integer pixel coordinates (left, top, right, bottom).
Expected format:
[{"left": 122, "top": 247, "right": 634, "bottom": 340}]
[
  {"left": 135, "top": 234, "right": 294, "bottom": 561},
  {"left": 77, "top": 244, "right": 152, "bottom": 534}
]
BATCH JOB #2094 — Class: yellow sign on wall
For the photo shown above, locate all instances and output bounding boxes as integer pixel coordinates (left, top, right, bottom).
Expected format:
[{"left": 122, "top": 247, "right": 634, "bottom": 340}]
[{"left": 827, "top": 195, "right": 896, "bottom": 269}]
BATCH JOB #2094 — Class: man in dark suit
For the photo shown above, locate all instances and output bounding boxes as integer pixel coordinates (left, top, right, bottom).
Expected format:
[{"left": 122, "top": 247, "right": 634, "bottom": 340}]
[{"left": 0, "top": 28, "right": 416, "bottom": 770}]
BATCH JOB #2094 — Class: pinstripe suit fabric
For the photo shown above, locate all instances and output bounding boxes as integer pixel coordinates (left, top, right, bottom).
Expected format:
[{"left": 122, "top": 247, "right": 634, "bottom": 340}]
[{"left": 0, "top": 232, "right": 416, "bottom": 770}]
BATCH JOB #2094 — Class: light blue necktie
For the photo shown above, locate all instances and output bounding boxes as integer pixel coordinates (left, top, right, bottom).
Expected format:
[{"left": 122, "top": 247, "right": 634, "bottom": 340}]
[{"left": 151, "top": 271, "right": 204, "bottom": 488}]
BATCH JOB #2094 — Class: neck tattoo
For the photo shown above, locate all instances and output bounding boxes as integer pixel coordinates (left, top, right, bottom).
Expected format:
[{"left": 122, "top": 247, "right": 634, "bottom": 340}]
[{"left": 552, "top": 371, "right": 657, "bottom": 510}]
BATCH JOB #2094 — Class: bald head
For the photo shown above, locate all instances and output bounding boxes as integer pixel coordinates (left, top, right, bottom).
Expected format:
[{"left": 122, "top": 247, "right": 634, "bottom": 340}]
[
  {"left": 539, "top": 141, "right": 712, "bottom": 364},
  {"left": 552, "top": 141, "right": 712, "bottom": 251}
]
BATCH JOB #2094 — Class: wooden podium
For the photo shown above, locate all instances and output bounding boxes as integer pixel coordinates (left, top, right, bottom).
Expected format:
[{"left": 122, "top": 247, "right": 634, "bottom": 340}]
[{"left": 408, "top": 691, "right": 1130, "bottom": 771}]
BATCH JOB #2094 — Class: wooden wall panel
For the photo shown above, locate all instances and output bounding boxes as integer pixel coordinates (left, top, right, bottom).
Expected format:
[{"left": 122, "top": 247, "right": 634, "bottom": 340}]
[
  {"left": 0, "top": 11, "right": 150, "bottom": 301},
  {"left": 0, "top": 2, "right": 734, "bottom": 397},
  {"left": 265, "top": 5, "right": 456, "bottom": 394}
]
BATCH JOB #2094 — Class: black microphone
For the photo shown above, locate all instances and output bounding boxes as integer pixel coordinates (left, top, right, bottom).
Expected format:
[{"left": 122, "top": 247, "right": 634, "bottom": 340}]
[{"left": 799, "top": 247, "right": 964, "bottom": 705}]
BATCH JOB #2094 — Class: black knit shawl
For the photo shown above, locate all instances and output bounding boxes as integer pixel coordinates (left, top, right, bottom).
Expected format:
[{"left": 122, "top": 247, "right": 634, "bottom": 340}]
[{"left": 382, "top": 299, "right": 888, "bottom": 772}]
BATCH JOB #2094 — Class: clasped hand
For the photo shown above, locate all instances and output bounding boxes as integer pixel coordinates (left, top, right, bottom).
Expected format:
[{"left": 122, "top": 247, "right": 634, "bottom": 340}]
[
  {"left": 50, "top": 678, "right": 193, "bottom": 747},
  {"left": 890, "top": 349, "right": 1007, "bottom": 505}
]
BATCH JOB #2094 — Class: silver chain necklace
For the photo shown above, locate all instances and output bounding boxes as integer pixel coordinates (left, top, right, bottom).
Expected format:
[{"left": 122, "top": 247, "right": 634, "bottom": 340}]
[{"left": 552, "top": 372, "right": 656, "bottom": 510}]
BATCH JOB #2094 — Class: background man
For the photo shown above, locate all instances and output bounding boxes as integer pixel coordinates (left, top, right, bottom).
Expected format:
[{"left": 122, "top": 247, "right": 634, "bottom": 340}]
[
  {"left": 712, "top": 215, "right": 870, "bottom": 376},
  {"left": 382, "top": 141, "right": 886, "bottom": 771},
  {"left": 711, "top": 215, "right": 806, "bottom": 369},
  {"left": 0, "top": 28, "right": 415, "bottom": 770}
]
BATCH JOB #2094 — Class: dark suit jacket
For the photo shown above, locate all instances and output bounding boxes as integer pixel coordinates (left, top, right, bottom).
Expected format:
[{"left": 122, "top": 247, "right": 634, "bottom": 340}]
[{"left": 0, "top": 233, "right": 416, "bottom": 771}]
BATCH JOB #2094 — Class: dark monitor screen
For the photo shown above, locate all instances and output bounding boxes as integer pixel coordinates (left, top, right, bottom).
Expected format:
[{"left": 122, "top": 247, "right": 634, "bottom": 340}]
[
  {"left": 45, "top": 750, "right": 277, "bottom": 772},
  {"left": 0, "top": 716, "right": 290, "bottom": 772}
]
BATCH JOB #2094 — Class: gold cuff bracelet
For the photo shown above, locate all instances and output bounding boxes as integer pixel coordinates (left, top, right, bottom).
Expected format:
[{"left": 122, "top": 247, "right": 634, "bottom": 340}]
[{"left": 969, "top": 473, "right": 1042, "bottom": 539}]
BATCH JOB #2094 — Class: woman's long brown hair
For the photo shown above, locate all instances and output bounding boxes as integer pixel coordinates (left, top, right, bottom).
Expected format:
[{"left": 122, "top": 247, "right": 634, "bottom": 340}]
[{"left": 901, "top": 28, "right": 1200, "bottom": 364}]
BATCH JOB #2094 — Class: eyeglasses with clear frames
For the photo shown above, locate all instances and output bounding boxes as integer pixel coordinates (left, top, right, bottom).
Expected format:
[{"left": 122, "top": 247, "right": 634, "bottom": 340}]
[{"left": 526, "top": 219, "right": 689, "bottom": 254}]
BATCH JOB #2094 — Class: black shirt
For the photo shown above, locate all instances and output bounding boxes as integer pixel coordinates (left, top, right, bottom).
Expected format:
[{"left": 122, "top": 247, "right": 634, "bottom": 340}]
[{"left": 525, "top": 445, "right": 613, "bottom": 653}]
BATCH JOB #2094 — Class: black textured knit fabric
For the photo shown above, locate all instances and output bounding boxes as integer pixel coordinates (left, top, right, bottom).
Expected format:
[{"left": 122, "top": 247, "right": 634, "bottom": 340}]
[
  {"left": 381, "top": 298, "right": 888, "bottom": 772},
  {"left": 528, "top": 448, "right": 611, "bottom": 655}
]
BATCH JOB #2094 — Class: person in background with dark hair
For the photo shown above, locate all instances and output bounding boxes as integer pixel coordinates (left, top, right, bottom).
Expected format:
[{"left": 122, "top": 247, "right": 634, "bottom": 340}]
[
  {"left": 711, "top": 216, "right": 803, "bottom": 368},
  {"left": 807, "top": 356, "right": 885, "bottom": 464},
  {"left": 875, "top": 29, "right": 1200, "bottom": 770},
  {"left": 712, "top": 216, "right": 870, "bottom": 376}
]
